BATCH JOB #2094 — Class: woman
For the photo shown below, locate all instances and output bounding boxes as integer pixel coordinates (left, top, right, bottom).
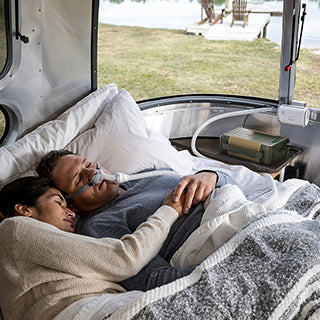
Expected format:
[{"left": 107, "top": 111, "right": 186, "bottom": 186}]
[{"left": 0, "top": 177, "right": 185, "bottom": 320}]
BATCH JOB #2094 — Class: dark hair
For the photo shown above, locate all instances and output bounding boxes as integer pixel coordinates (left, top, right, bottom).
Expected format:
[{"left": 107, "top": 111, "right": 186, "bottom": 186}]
[
  {"left": 0, "top": 177, "right": 54, "bottom": 218},
  {"left": 36, "top": 149, "right": 75, "bottom": 179}
]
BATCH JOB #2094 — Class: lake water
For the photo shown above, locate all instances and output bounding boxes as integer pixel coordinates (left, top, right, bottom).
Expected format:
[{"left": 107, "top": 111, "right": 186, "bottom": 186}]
[{"left": 99, "top": 0, "right": 320, "bottom": 48}]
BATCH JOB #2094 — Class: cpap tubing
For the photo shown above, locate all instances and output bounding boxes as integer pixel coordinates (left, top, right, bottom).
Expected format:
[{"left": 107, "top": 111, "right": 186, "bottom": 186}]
[
  {"left": 92, "top": 168, "right": 180, "bottom": 185},
  {"left": 191, "top": 107, "right": 275, "bottom": 159}
]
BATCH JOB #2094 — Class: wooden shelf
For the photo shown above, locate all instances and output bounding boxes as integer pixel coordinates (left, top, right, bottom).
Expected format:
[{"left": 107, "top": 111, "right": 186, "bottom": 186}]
[{"left": 170, "top": 137, "right": 300, "bottom": 174}]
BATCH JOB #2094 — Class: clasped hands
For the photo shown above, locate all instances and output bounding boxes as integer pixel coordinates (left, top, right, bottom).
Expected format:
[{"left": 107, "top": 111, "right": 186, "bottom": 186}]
[{"left": 162, "top": 171, "right": 218, "bottom": 216}]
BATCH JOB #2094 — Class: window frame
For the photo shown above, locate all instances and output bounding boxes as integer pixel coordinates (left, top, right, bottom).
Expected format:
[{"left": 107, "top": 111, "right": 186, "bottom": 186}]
[
  {"left": 0, "top": 105, "right": 10, "bottom": 144},
  {"left": 0, "top": 0, "right": 12, "bottom": 80}
]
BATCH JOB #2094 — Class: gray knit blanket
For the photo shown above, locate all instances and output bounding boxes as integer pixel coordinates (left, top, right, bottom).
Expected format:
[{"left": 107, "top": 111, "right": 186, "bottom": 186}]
[{"left": 109, "top": 182, "right": 320, "bottom": 320}]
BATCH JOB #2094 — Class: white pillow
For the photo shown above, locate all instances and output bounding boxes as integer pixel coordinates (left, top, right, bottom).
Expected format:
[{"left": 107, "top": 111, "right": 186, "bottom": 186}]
[
  {"left": 66, "top": 89, "right": 194, "bottom": 175},
  {"left": 0, "top": 84, "right": 118, "bottom": 188}
]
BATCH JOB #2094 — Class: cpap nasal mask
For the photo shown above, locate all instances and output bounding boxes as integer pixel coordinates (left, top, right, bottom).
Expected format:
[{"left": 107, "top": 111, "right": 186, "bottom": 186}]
[{"left": 65, "top": 163, "right": 179, "bottom": 200}]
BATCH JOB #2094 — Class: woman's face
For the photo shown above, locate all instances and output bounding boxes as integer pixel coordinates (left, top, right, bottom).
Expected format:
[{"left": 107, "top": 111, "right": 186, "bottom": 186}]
[{"left": 28, "top": 188, "right": 75, "bottom": 232}]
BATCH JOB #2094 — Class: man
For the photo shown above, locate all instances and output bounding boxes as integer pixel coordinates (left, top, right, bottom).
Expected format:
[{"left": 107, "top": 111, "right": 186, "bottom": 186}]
[{"left": 36, "top": 149, "right": 233, "bottom": 291}]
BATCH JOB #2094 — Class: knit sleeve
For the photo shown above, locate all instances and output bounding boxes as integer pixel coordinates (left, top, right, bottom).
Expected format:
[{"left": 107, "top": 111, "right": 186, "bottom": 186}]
[{"left": 9, "top": 205, "right": 179, "bottom": 282}]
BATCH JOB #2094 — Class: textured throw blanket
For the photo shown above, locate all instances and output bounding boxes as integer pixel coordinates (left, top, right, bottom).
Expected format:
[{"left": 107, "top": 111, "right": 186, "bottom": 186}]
[
  {"left": 108, "top": 180, "right": 320, "bottom": 320},
  {"left": 170, "top": 177, "right": 309, "bottom": 268}
]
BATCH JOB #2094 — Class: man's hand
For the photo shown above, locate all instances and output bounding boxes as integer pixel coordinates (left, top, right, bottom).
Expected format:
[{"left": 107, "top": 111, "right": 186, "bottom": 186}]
[{"left": 172, "top": 171, "right": 218, "bottom": 214}]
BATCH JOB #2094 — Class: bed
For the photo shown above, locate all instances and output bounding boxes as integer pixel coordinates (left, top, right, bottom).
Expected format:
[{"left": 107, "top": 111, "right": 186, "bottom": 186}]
[{"left": 1, "top": 84, "right": 320, "bottom": 320}]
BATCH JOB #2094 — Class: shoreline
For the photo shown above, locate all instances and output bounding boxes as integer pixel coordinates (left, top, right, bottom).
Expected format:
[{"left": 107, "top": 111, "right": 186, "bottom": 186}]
[{"left": 98, "top": 21, "right": 320, "bottom": 52}]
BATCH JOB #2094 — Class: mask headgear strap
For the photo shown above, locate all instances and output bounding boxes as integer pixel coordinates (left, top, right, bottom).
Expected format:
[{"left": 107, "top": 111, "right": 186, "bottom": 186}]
[{"left": 64, "top": 163, "right": 101, "bottom": 200}]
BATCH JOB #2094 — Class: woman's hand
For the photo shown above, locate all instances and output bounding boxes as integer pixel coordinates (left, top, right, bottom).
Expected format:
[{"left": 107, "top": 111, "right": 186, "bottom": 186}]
[{"left": 162, "top": 189, "right": 186, "bottom": 217}]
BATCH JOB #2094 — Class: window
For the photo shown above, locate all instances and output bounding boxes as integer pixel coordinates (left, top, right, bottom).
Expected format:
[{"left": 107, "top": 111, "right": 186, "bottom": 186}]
[
  {"left": 0, "top": 106, "right": 8, "bottom": 143},
  {"left": 97, "top": 0, "right": 283, "bottom": 102},
  {"left": 97, "top": 1, "right": 320, "bottom": 108},
  {"left": 0, "top": 0, "right": 10, "bottom": 78}
]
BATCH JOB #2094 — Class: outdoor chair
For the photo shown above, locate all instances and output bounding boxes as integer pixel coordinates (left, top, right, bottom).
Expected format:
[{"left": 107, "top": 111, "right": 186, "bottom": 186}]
[
  {"left": 199, "top": 0, "right": 225, "bottom": 26},
  {"left": 230, "top": 0, "right": 251, "bottom": 28}
]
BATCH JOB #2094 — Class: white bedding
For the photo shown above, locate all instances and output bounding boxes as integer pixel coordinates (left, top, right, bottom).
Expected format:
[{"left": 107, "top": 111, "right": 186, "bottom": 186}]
[
  {"left": 0, "top": 84, "right": 281, "bottom": 319},
  {"left": 53, "top": 291, "right": 143, "bottom": 320}
]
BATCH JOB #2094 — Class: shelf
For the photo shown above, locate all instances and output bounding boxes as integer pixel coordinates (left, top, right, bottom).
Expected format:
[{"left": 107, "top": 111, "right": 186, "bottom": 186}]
[{"left": 170, "top": 137, "right": 300, "bottom": 174}]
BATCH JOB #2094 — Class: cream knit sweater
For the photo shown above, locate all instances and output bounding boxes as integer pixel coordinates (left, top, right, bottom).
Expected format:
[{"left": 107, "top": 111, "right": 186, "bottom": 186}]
[{"left": 0, "top": 205, "right": 178, "bottom": 320}]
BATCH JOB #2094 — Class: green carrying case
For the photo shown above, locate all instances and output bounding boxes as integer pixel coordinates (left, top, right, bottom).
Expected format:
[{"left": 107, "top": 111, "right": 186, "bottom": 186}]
[{"left": 219, "top": 127, "right": 289, "bottom": 165}]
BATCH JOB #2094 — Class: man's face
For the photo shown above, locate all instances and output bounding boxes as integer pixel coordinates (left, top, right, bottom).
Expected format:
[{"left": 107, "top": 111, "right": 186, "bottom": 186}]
[{"left": 51, "top": 154, "right": 121, "bottom": 214}]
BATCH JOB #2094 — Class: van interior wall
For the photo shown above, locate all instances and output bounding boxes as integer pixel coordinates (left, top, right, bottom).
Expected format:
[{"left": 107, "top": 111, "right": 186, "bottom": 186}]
[
  {"left": 280, "top": 121, "right": 320, "bottom": 185},
  {"left": 0, "top": 0, "right": 94, "bottom": 138},
  {"left": 143, "top": 102, "right": 319, "bottom": 186}
]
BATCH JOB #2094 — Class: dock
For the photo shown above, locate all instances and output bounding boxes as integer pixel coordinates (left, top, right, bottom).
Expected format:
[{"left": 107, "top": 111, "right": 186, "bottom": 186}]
[
  {"left": 187, "top": 12, "right": 271, "bottom": 41},
  {"left": 186, "top": 1, "right": 282, "bottom": 42}
]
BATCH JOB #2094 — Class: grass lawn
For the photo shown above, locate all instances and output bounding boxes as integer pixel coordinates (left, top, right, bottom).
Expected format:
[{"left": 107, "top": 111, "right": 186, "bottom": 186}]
[{"left": 97, "top": 23, "right": 320, "bottom": 108}]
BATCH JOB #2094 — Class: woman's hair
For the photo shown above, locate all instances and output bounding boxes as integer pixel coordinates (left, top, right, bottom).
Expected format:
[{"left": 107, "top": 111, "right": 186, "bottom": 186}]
[
  {"left": 36, "top": 149, "right": 75, "bottom": 179},
  {"left": 0, "top": 177, "right": 54, "bottom": 219}
]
